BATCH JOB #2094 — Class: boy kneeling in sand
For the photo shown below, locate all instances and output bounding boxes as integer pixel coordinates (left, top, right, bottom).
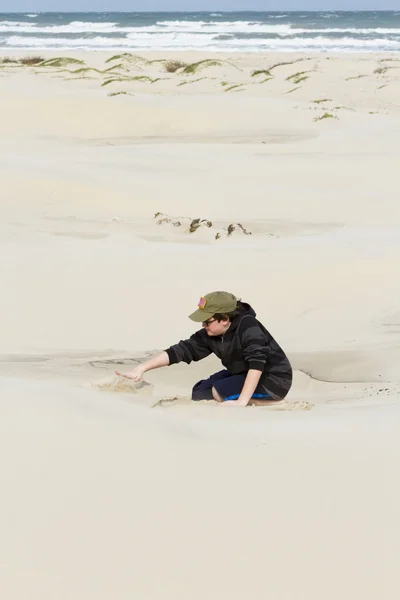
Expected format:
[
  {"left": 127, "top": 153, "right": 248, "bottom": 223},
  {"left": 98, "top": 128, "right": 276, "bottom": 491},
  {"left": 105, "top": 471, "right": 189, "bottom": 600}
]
[{"left": 117, "top": 291, "right": 292, "bottom": 406}]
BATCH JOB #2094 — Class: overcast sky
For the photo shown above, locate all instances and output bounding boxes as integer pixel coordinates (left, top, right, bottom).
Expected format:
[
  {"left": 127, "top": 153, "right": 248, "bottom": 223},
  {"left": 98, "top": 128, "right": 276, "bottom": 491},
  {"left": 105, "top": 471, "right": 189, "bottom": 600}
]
[{"left": 1, "top": 1, "right": 398, "bottom": 12}]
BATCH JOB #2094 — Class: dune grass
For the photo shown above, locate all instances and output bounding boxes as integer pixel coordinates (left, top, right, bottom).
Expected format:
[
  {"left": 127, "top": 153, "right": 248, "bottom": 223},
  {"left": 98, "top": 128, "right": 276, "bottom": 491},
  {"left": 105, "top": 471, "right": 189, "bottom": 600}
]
[
  {"left": 135, "top": 75, "right": 163, "bottom": 84},
  {"left": 20, "top": 55, "right": 44, "bottom": 65},
  {"left": 1, "top": 55, "right": 45, "bottom": 66},
  {"left": 189, "top": 218, "right": 213, "bottom": 233},
  {"left": 1, "top": 56, "right": 45, "bottom": 66},
  {"left": 181, "top": 58, "right": 241, "bottom": 75},
  {"left": 333, "top": 106, "right": 355, "bottom": 111},
  {"left": 285, "top": 86, "right": 300, "bottom": 95},
  {"left": 105, "top": 53, "right": 144, "bottom": 64},
  {"left": 252, "top": 69, "right": 272, "bottom": 78},
  {"left": 177, "top": 77, "right": 209, "bottom": 87},
  {"left": 104, "top": 55, "right": 240, "bottom": 77},
  {"left": 102, "top": 75, "right": 163, "bottom": 87},
  {"left": 164, "top": 60, "right": 187, "bottom": 73},
  {"left": 253, "top": 60, "right": 303, "bottom": 78},
  {"left": 215, "top": 223, "right": 252, "bottom": 240},
  {"left": 269, "top": 59, "right": 309, "bottom": 71},
  {"left": 374, "top": 66, "right": 389, "bottom": 75},
  {"left": 287, "top": 70, "right": 312, "bottom": 85},
  {"left": 313, "top": 98, "right": 332, "bottom": 104},
  {"left": 250, "top": 73, "right": 274, "bottom": 83},
  {"left": 103, "top": 64, "right": 126, "bottom": 72},
  {"left": 227, "top": 223, "right": 252, "bottom": 237},
  {"left": 102, "top": 77, "right": 130, "bottom": 87},
  {"left": 108, "top": 91, "right": 132, "bottom": 97},
  {"left": 105, "top": 53, "right": 131, "bottom": 63},
  {"left": 345, "top": 74, "right": 367, "bottom": 81},
  {"left": 65, "top": 65, "right": 125, "bottom": 76},
  {"left": 314, "top": 112, "right": 337, "bottom": 122},
  {"left": 36, "top": 57, "right": 86, "bottom": 68},
  {"left": 105, "top": 54, "right": 189, "bottom": 74},
  {"left": 0, "top": 56, "right": 18, "bottom": 64},
  {"left": 68, "top": 67, "right": 103, "bottom": 75},
  {"left": 251, "top": 58, "right": 313, "bottom": 80},
  {"left": 286, "top": 70, "right": 308, "bottom": 81},
  {"left": 221, "top": 80, "right": 245, "bottom": 90},
  {"left": 182, "top": 59, "right": 223, "bottom": 74},
  {"left": 62, "top": 76, "right": 96, "bottom": 81},
  {"left": 154, "top": 212, "right": 253, "bottom": 240},
  {"left": 224, "top": 84, "right": 244, "bottom": 92}
]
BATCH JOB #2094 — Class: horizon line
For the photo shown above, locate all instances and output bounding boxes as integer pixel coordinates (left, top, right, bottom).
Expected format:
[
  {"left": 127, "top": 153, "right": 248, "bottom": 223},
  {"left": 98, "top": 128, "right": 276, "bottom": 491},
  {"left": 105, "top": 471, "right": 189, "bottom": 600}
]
[{"left": 3, "top": 9, "right": 399, "bottom": 14}]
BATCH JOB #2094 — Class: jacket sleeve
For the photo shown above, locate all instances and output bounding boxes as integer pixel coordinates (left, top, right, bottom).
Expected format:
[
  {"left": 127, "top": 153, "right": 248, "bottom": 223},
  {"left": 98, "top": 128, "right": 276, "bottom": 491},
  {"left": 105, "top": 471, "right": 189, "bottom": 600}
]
[
  {"left": 165, "top": 330, "right": 212, "bottom": 365},
  {"left": 239, "top": 316, "right": 270, "bottom": 372}
]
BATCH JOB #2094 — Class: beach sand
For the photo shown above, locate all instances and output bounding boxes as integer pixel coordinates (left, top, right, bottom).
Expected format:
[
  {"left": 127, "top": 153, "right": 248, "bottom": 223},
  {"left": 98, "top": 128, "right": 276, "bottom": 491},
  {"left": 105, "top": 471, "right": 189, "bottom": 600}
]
[{"left": 1, "top": 50, "right": 400, "bottom": 599}]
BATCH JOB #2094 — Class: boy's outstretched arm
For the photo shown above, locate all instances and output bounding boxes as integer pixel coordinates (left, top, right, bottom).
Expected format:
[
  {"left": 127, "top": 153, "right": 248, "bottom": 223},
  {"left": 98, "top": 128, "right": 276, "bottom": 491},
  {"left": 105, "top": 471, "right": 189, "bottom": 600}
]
[{"left": 115, "top": 351, "right": 169, "bottom": 382}]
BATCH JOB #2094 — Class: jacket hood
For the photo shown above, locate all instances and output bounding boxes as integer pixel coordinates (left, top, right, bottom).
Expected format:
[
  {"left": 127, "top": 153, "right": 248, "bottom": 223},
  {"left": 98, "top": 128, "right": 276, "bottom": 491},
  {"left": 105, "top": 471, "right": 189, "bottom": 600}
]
[{"left": 227, "top": 302, "right": 256, "bottom": 333}]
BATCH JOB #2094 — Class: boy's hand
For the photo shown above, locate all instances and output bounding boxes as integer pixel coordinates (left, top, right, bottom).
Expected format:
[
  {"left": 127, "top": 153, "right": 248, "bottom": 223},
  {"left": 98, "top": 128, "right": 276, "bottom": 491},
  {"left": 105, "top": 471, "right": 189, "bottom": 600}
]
[
  {"left": 222, "top": 397, "right": 249, "bottom": 407},
  {"left": 115, "top": 365, "right": 145, "bottom": 382}
]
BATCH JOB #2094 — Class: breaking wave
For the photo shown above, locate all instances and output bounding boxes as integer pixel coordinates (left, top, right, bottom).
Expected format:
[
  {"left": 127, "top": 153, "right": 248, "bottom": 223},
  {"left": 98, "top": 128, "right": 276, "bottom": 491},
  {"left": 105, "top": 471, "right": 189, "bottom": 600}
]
[{"left": 1, "top": 11, "right": 400, "bottom": 53}]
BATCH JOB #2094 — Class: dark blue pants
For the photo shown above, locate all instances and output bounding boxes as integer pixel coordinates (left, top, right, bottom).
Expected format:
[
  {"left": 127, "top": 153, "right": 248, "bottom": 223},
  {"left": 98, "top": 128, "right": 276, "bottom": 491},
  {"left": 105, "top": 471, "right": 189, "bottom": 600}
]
[{"left": 192, "top": 369, "right": 271, "bottom": 401}]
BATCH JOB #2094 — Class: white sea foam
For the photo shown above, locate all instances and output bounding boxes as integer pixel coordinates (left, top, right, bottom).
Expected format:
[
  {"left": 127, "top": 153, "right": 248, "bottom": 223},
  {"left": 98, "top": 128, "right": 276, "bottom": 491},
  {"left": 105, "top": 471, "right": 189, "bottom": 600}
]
[
  {"left": 6, "top": 33, "right": 400, "bottom": 52},
  {"left": 0, "top": 20, "right": 119, "bottom": 34},
  {"left": 155, "top": 20, "right": 295, "bottom": 34},
  {"left": 25, "top": 14, "right": 38, "bottom": 18},
  {"left": 1, "top": 20, "right": 400, "bottom": 37},
  {"left": 0, "top": 21, "right": 36, "bottom": 27}
]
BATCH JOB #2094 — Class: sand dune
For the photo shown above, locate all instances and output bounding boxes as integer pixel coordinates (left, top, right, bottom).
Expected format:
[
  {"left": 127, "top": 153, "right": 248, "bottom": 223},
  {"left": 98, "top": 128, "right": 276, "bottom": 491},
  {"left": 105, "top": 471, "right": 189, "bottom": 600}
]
[
  {"left": 1, "top": 375, "right": 400, "bottom": 599},
  {"left": 1, "top": 50, "right": 400, "bottom": 598}
]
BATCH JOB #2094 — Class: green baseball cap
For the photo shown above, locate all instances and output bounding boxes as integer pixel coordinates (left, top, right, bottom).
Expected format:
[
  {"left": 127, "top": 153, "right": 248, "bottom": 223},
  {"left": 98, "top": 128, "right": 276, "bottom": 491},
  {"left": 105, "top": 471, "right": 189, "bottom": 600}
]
[{"left": 188, "top": 291, "right": 238, "bottom": 322}]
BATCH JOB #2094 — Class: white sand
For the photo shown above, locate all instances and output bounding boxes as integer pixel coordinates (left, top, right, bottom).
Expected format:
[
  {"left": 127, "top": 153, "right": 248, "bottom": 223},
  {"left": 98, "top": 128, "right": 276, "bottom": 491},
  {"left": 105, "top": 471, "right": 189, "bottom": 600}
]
[{"left": 1, "top": 51, "right": 400, "bottom": 599}]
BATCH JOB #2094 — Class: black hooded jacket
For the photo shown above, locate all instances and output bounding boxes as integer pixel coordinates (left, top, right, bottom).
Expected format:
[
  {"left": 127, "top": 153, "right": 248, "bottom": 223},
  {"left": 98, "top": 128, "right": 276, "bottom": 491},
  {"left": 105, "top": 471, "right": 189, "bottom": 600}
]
[{"left": 165, "top": 303, "right": 292, "bottom": 399}]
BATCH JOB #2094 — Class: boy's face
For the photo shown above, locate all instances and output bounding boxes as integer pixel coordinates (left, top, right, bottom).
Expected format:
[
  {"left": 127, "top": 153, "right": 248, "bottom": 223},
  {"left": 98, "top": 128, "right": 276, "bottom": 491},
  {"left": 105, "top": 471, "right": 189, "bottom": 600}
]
[{"left": 202, "top": 317, "right": 230, "bottom": 337}]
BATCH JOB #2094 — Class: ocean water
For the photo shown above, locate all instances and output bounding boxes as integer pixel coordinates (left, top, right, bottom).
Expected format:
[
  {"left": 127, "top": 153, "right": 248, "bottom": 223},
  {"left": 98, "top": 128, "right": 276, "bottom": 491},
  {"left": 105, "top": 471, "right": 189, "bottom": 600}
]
[{"left": 1, "top": 11, "right": 400, "bottom": 53}]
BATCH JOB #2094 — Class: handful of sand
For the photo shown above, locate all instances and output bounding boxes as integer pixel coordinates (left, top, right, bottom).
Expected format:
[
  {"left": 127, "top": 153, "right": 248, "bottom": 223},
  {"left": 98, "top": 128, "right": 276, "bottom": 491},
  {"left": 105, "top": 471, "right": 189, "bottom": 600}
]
[{"left": 87, "top": 376, "right": 153, "bottom": 395}]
